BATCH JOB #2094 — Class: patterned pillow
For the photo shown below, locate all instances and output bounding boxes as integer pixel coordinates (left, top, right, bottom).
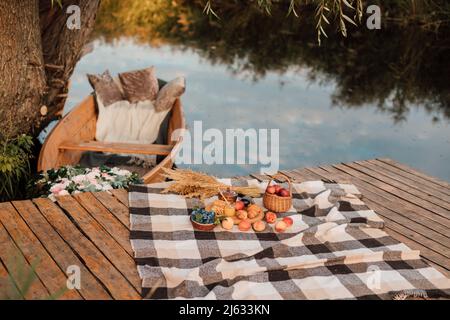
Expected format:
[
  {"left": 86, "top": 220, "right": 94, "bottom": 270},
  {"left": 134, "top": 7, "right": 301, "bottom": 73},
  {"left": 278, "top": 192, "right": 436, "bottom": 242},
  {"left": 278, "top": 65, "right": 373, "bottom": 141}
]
[
  {"left": 118, "top": 67, "right": 159, "bottom": 104},
  {"left": 87, "top": 70, "right": 124, "bottom": 107},
  {"left": 155, "top": 77, "right": 186, "bottom": 112}
]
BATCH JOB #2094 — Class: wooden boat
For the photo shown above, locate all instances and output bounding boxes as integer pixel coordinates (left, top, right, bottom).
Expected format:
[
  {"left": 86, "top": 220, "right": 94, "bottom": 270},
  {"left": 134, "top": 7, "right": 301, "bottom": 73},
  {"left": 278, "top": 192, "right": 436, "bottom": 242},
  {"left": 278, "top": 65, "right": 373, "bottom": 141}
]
[{"left": 37, "top": 95, "right": 185, "bottom": 184}]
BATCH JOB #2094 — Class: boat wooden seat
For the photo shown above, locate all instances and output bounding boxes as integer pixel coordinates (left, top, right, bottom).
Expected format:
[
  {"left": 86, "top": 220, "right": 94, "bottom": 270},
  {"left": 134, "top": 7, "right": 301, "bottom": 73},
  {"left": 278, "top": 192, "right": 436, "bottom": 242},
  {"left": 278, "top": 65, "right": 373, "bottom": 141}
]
[{"left": 59, "top": 141, "right": 172, "bottom": 156}]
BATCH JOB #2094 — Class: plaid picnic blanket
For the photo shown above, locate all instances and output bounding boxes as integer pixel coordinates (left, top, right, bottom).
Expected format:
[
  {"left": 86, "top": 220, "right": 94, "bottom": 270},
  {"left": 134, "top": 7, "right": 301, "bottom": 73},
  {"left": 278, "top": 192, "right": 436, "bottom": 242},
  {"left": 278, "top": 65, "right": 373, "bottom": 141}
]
[{"left": 129, "top": 179, "right": 450, "bottom": 300}]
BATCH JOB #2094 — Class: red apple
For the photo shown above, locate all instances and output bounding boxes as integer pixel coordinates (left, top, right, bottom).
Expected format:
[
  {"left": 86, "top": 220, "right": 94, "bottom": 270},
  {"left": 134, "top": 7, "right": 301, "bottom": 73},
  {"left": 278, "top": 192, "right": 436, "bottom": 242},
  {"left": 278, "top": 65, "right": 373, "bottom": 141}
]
[
  {"left": 278, "top": 188, "right": 290, "bottom": 197},
  {"left": 235, "top": 200, "right": 245, "bottom": 210},
  {"left": 265, "top": 212, "right": 277, "bottom": 224},
  {"left": 274, "top": 185, "right": 282, "bottom": 193},
  {"left": 266, "top": 185, "right": 276, "bottom": 194},
  {"left": 282, "top": 217, "right": 293, "bottom": 227}
]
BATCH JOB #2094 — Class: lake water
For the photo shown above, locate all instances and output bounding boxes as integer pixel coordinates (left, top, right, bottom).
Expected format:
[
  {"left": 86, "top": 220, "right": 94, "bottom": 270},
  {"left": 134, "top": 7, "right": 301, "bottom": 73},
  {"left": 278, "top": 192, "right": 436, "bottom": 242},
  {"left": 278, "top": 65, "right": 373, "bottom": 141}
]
[
  {"left": 64, "top": 39, "right": 450, "bottom": 181},
  {"left": 62, "top": 3, "right": 450, "bottom": 181}
]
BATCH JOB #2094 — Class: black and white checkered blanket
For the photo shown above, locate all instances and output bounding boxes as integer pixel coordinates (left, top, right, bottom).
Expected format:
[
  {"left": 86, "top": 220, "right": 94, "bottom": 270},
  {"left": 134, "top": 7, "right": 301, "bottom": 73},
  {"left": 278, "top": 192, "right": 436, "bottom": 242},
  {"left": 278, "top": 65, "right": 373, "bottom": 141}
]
[{"left": 129, "top": 179, "right": 450, "bottom": 299}]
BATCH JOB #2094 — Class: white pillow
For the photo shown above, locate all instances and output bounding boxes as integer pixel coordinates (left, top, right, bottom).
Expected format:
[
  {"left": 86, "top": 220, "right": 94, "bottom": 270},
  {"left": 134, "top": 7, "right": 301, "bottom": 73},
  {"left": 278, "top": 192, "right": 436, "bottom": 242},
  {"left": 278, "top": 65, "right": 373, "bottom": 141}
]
[{"left": 95, "top": 96, "right": 170, "bottom": 145}]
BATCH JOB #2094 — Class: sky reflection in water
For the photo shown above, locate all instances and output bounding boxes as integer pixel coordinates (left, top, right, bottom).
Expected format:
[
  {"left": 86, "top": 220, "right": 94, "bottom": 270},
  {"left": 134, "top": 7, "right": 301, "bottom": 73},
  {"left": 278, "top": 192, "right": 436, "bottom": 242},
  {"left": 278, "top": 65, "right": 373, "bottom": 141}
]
[{"left": 65, "top": 39, "right": 450, "bottom": 181}]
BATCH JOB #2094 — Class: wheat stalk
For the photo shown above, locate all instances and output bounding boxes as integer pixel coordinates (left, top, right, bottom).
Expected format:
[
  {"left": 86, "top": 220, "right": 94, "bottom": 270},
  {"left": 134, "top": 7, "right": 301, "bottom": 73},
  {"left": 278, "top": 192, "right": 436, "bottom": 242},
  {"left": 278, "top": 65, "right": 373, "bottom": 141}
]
[{"left": 161, "top": 168, "right": 261, "bottom": 199}]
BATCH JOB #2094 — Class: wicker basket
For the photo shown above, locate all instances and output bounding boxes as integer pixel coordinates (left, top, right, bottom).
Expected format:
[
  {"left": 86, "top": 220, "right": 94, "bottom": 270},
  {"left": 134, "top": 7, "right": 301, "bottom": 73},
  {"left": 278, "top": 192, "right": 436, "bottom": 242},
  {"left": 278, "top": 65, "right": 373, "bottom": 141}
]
[{"left": 263, "top": 173, "right": 293, "bottom": 213}]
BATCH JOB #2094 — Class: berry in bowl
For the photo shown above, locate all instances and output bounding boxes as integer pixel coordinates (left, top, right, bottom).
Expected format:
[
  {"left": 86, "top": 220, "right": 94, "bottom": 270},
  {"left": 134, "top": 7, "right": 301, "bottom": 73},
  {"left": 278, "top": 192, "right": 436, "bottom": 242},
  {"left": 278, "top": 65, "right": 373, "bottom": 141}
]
[{"left": 190, "top": 208, "right": 218, "bottom": 231}]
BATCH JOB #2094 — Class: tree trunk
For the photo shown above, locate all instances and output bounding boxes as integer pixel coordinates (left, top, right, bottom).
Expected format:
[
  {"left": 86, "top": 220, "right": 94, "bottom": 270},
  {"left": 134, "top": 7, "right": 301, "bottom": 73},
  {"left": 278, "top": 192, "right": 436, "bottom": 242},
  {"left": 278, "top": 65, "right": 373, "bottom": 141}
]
[
  {"left": 0, "top": 0, "right": 100, "bottom": 139},
  {"left": 38, "top": 0, "right": 100, "bottom": 133},
  {"left": 0, "top": 0, "right": 46, "bottom": 139}
]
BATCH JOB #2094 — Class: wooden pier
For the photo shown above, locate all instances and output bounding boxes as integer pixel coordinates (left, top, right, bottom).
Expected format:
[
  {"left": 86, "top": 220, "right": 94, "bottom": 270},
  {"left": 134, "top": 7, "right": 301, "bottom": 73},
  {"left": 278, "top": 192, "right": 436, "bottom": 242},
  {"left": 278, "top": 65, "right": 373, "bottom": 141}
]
[{"left": 0, "top": 158, "right": 449, "bottom": 299}]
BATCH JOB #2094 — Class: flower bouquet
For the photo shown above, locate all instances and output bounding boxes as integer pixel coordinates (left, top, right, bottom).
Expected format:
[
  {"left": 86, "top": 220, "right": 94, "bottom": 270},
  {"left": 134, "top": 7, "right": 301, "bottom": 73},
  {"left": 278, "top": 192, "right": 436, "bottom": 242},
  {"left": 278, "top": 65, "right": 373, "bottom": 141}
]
[{"left": 33, "top": 165, "right": 142, "bottom": 201}]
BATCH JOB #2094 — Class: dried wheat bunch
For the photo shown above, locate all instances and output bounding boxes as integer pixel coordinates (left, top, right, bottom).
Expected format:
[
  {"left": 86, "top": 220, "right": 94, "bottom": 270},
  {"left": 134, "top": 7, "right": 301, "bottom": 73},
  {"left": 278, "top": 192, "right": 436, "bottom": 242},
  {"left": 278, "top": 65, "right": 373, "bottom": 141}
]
[{"left": 161, "top": 168, "right": 261, "bottom": 199}]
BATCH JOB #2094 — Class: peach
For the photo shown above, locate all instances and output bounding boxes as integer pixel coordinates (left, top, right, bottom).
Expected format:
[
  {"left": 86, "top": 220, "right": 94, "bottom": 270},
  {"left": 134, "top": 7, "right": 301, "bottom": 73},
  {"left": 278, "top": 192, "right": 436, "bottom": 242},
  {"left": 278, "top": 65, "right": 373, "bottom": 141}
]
[
  {"left": 282, "top": 217, "right": 293, "bottom": 227},
  {"left": 235, "top": 200, "right": 245, "bottom": 211},
  {"left": 275, "top": 221, "right": 288, "bottom": 233},
  {"left": 265, "top": 212, "right": 277, "bottom": 224},
  {"left": 222, "top": 217, "right": 234, "bottom": 230},
  {"left": 247, "top": 204, "right": 262, "bottom": 213},
  {"left": 238, "top": 220, "right": 251, "bottom": 232},
  {"left": 237, "top": 210, "right": 248, "bottom": 220},
  {"left": 252, "top": 221, "right": 266, "bottom": 232},
  {"left": 247, "top": 210, "right": 259, "bottom": 219}
]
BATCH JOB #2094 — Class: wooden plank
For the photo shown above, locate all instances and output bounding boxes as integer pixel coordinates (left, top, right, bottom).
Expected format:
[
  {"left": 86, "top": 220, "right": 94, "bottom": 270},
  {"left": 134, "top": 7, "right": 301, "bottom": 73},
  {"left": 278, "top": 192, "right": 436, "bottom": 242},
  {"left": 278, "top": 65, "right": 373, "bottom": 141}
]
[
  {"left": 304, "top": 166, "right": 450, "bottom": 271},
  {"left": 59, "top": 141, "right": 172, "bottom": 156},
  {"left": 12, "top": 200, "right": 111, "bottom": 300},
  {"left": 315, "top": 164, "right": 450, "bottom": 230},
  {"left": 0, "top": 222, "right": 49, "bottom": 300},
  {"left": 335, "top": 163, "right": 450, "bottom": 220},
  {"left": 292, "top": 168, "right": 323, "bottom": 181},
  {"left": 368, "top": 159, "right": 450, "bottom": 199},
  {"left": 0, "top": 260, "right": 22, "bottom": 300},
  {"left": 307, "top": 166, "right": 450, "bottom": 236},
  {"left": 320, "top": 165, "right": 450, "bottom": 229},
  {"left": 249, "top": 173, "right": 270, "bottom": 181},
  {"left": 311, "top": 166, "right": 450, "bottom": 265},
  {"left": 0, "top": 202, "right": 81, "bottom": 300},
  {"left": 92, "top": 192, "right": 130, "bottom": 229},
  {"left": 38, "top": 95, "right": 97, "bottom": 172},
  {"left": 360, "top": 199, "right": 450, "bottom": 254},
  {"left": 380, "top": 228, "right": 450, "bottom": 278},
  {"left": 33, "top": 198, "right": 140, "bottom": 300},
  {"left": 55, "top": 196, "right": 141, "bottom": 292},
  {"left": 349, "top": 161, "right": 450, "bottom": 211},
  {"left": 378, "top": 158, "right": 450, "bottom": 189},
  {"left": 381, "top": 215, "right": 450, "bottom": 267},
  {"left": 110, "top": 189, "right": 129, "bottom": 207},
  {"left": 359, "top": 160, "right": 450, "bottom": 204},
  {"left": 73, "top": 193, "right": 132, "bottom": 256}
]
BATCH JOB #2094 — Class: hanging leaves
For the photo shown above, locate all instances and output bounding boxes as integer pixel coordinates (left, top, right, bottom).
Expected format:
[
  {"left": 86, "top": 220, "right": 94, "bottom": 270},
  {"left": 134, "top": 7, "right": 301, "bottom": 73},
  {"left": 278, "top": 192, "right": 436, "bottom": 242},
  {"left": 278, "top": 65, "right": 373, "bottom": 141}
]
[{"left": 203, "top": 0, "right": 364, "bottom": 45}]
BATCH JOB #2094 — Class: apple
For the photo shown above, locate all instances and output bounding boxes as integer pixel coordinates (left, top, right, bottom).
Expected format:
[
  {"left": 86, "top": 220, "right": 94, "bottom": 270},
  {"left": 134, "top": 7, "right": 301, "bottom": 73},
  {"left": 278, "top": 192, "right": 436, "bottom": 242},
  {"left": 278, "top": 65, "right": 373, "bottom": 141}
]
[
  {"left": 235, "top": 200, "right": 245, "bottom": 211},
  {"left": 274, "top": 185, "right": 282, "bottom": 193},
  {"left": 253, "top": 221, "right": 266, "bottom": 232},
  {"left": 265, "top": 212, "right": 277, "bottom": 224},
  {"left": 275, "top": 221, "right": 287, "bottom": 232},
  {"left": 282, "top": 217, "right": 293, "bottom": 227},
  {"left": 266, "top": 185, "right": 276, "bottom": 194},
  {"left": 278, "top": 188, "right": 290, "bottom": 197},
  {"left": 238, "top": 220, "right": 251, "bottom": 232}
]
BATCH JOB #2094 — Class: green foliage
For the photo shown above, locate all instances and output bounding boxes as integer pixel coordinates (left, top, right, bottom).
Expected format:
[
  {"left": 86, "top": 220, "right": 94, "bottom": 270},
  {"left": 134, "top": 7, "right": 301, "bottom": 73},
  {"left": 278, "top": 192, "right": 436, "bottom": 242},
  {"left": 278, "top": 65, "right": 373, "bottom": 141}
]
[
  {"left": 31, "top": 165, "right": 143, "bottom": 199},
  {"left": 0, "top": 134, "right": 33, "bottom": 201},
  {"left": 205, "top": 0, "right": 364, "bottom": 44},
  {"left": 51, "top": 0, "right": 63, "bottom": 8},
  {"left": 1, "top": 249, "right": 67, "bottom": 300}
]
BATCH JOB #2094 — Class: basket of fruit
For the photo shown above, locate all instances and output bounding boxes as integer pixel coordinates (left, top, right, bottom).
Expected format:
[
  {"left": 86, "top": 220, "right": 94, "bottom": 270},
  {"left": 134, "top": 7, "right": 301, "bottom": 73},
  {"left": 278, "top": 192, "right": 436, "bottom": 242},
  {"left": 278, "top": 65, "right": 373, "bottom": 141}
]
[
  {"left": 190, "top": 208, "right": 218, "bottom": 231},
  {"left": 263, "top": 173, "right": 293, "bottom": 213}
]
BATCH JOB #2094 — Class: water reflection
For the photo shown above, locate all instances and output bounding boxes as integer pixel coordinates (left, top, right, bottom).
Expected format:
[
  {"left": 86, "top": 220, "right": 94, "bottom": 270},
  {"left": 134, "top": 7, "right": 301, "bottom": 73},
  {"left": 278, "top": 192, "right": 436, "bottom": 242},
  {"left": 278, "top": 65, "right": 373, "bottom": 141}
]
[
  {"left": 64, "top": 1, "right": 450, "bottom": 180},
  {"left": 94, "top": 0, "right": 450, "bottom": 122}
]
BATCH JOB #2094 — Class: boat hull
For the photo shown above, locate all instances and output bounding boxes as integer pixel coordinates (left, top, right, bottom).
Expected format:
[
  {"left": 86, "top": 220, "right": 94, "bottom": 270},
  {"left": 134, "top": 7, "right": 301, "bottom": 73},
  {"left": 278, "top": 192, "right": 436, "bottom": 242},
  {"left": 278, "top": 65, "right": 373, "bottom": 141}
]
[{"left": 37, "top": 96, "right": 185, "bottom": 184}]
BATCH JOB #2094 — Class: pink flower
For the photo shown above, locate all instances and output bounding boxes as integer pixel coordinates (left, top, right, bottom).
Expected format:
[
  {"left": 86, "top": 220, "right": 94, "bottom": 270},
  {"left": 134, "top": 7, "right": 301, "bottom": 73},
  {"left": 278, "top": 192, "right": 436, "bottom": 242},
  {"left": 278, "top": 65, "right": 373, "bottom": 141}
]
[
  {"left": 72, "top": 175, "right": 87, "bottom": 184},
  {"left": 86, "top": 172, "right": 100, "bottom": 180},
  {"left": 50, "top": 183, "right": 65, "bottom": 194},
  {"left": 58, "top": 190, "right": 70, "bottom": 196}
]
